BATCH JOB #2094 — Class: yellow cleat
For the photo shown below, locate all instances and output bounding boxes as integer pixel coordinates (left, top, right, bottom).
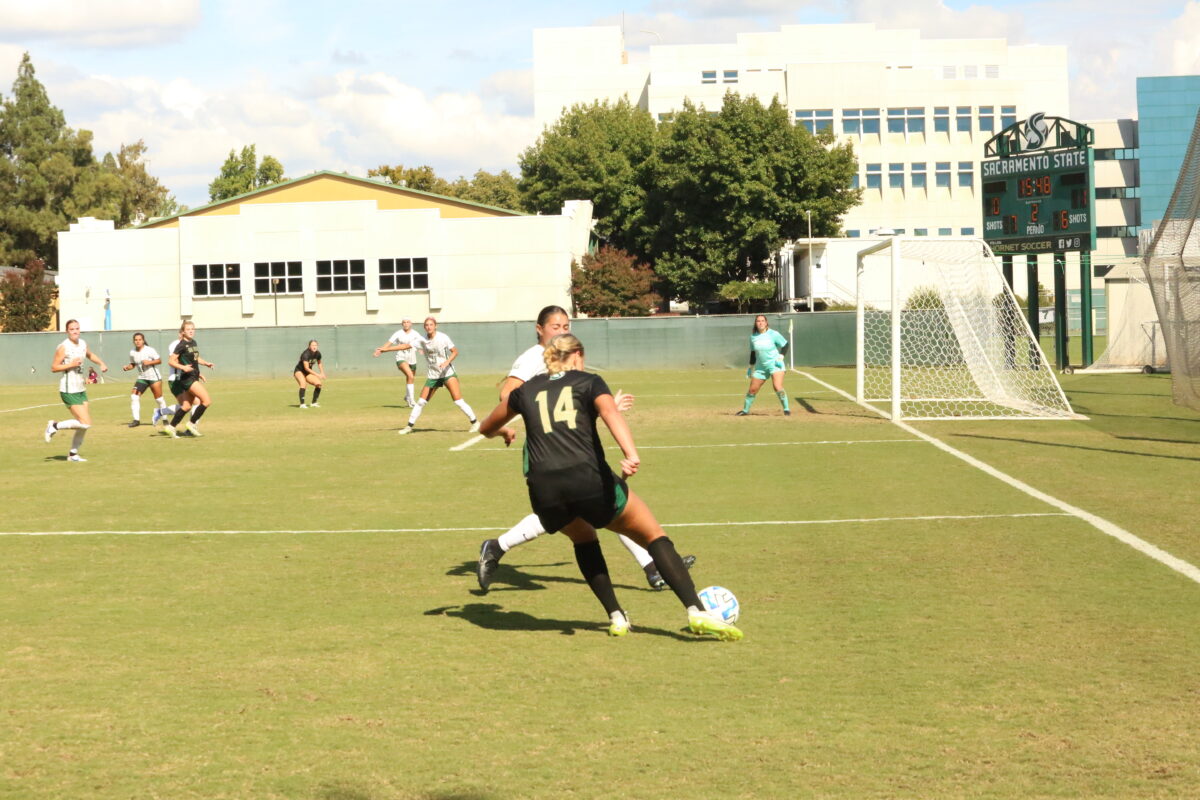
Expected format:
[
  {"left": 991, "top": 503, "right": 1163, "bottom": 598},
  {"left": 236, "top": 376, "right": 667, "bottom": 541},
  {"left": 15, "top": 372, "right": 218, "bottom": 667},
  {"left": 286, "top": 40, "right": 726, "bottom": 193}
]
[
  {"left": 688, "top": 609, "right": 743, "bottom": 641},
  {"left": 608, "top": 610, "right": 630, "bottom": 637}
]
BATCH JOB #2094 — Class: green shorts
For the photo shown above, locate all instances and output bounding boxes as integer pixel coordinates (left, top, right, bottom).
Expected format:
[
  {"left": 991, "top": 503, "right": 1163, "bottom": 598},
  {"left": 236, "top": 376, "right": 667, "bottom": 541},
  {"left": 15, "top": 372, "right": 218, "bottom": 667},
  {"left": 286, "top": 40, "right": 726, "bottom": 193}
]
[
  {"left": 60, "top": 390, "right": 87, "bottom": 407},
  {"left": 134, "top": 379, "right": 159, "bottom": 394},
  {"left": 749, "top": 360, "right": 784, "bottom": 381},
  {"left": 424, "top": 376, "right": 455, "bottom": 390}
]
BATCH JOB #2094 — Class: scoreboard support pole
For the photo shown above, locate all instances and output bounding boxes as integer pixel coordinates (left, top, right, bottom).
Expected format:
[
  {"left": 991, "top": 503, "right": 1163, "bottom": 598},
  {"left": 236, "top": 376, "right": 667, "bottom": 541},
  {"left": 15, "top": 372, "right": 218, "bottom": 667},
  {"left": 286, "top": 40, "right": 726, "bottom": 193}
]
[
  {"left": 1001, "top": 254, "right": 1014, "bottom": 289},
  {"left": 1079, "top": 251, "right": 1094, "bottom": 367},
  {"left": 1026, "top": 255, "right": 1042, "bottom": 369},
  {"left": 1053, "top": 251, "right": 1069, "bottom": 371}
]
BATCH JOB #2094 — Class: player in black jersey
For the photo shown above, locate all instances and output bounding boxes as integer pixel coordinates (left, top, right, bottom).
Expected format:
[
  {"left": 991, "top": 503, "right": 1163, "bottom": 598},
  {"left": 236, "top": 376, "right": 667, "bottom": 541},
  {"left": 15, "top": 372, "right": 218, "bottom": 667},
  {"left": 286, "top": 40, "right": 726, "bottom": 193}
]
[
  {"left": 294, "top": 340, "right": 326, "bottom": 408},
  {"left": 479, "top": 333, "right": 742, "bottom": 641},
  {"left": 166, "top": 321, "right": 215, "bottom": 437}
]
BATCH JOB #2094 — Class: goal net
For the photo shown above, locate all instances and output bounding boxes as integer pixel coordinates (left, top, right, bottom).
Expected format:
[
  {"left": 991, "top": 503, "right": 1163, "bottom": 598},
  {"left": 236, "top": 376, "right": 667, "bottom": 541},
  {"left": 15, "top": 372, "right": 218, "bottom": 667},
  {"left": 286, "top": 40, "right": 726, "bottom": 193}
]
[
  {"left": 1141, "top": 109, "right": 1200, "bottom": 411},
  {"left": 1085, "top": 257, "right": 1168, "bottom": 374},
  {"left": 856, "top": 237, "right": 1078, "bottom": 420}
]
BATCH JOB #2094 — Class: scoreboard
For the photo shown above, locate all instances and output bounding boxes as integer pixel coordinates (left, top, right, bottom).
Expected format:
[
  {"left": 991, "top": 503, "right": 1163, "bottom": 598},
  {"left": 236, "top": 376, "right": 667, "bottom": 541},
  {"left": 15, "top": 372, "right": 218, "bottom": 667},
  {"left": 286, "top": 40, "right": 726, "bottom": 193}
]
[{"left": 981, "top": 119, "right": 1095, "bottom": 254}]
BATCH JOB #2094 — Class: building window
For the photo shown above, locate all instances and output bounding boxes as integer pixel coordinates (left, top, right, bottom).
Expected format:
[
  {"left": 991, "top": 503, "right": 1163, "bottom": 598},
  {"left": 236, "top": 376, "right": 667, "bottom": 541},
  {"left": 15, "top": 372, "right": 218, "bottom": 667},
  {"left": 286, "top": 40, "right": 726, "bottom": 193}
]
[
  {"left": 957, "top": 161, "right": 974, "bottom": 188},
  {"left": 192, "top": 263, "right": 240, "bottom": 297},
  {"left": 978, "top": 106, "right": 995, "bottom": 132},
  {"left": 961, "top": 227, "right": 976, "bottom": 236},
  {"left": 842, "top": 108, "right": 880, "bottom": 135},
  {"left": 1096, "top": 186, "right": 1140, "bottom": 199},
  {"left": 866, "top": 163, "right": 882, "bottom": 189},
  {"left": 1097, "top": 225, "right": 1139, "bottom": 238},
  {"left": 850, "top": 174, "right": 860, "bottom": 189},
  {"left": 956, "top": 106, "right": 972, "bottom": 132},
  {"left": 846, "top": 230, "right": 861, "bottom": 238},
  {"left": 795, "top": 109, "right": 832, "bottom": 133},
  {"left": 963, "top": 65, "right": 979, "bottom": 79},
  {"left": 985, "top": 65, "right": 1000, "bottom": 79},
  {"left": 723, "top": 70, "right": 738, "bottom": 84},
  {"left": 911, "top": 162, "right": 927, "bottom": 189},
  {"left": 935, "top": 162, "right": 952, "bottom": 188},
  {"left": 915, "top": 228, "right": 929, "bottom": 236},
  {"left": 379, "top": 257, "right": 429, "bottom": 291},
  {"left": 316, "top": 259, "right": 366, "bottom": 293},
  {"left": 887, "top": 107, "right": 925, "bottom": 133},
  {"left": 889, "top": 163, "right": 905, "bottom": 189},
  {"left": 938, "top": 227, "right": 953, "bottom": 236},
  {"left": 942, "top": 65, "right": 957, "bottom": 79},
  {"left": 254, "top": 261, "right": 301, "bottom": 295},
  {"left": 1095, "top": 148, "right": 1139, "bottom": 160},
  {"left": 1001, "top": 105, "right": 1017, "bottom": 129},
  {"left": 934, "top": 107, "right": 949, "bottom": 133},
  {"left": 701, "top": 70, "right": 717, "bottom": 84}
]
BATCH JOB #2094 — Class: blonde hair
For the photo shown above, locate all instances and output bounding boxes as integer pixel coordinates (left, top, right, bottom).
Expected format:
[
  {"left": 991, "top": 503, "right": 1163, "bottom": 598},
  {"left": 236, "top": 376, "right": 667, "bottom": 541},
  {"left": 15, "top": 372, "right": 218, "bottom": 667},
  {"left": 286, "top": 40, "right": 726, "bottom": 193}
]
[{"left": 543, "top": 333, "right": 584, "bottom": 375}]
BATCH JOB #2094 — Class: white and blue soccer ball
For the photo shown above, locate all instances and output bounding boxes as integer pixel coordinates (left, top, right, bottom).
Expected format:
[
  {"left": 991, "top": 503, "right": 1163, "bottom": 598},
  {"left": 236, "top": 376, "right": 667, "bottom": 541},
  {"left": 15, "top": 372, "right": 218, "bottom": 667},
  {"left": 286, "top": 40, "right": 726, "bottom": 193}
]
[{"left": 698, "top": 585, "right": 739, "bottom": 624}]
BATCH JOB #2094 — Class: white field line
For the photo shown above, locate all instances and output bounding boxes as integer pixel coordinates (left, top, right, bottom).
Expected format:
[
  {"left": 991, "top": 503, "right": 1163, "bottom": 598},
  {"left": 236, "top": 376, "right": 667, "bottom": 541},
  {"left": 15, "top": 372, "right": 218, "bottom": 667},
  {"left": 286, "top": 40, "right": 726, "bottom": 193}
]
[
  {"left": 464, "top": 438, "right": 921, "bottom": 453},
  {"left": 0, "top": 393, "right": 126, "bottom": 414},
  {"left": 794, "top": 369, "right": 1200, "bottom": 586},
  {"left": 449, "top": 435, "right": 486, "bottom": 451},
  {"left": 0, "top": 512, "right": 1070, "bottom": 537}
]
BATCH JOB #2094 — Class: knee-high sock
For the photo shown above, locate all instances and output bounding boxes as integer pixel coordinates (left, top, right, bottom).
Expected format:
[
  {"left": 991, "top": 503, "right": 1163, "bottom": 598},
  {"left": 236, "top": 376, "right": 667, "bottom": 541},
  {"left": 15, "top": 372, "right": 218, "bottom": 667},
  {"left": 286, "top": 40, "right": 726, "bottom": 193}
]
[
  {"left": 313, "top": 386, "right": 321, "bottom": 403},
  {"left": 574, "top": 539, "right": 621, "bottom": 616},
  {"left": 777, "top": 390, "right": 790, "bottom": 411},
  {"left": 130, "top": 394, "right": 140, "bottom": 421},
  {"left": 454, "top": 398, "right": 476, "bottom": 421},
  {"left": 156, "top": 396, "right": 167, "bottom": 409},
  {"left": 742, "top": 393, "right": 756, "bottom": 413},
  {"left": 55, "top": 418, "right": 85, "bottom": 430},
  {"left": 407, "top": 398, "right": 427, "bottom": 426},
  {"left": 617, "top": 534, "right": 654, "bottom": 568},
  {"left": 647, "top": 537, "right": 702, "bottom": 609},
  {"left": 299, "top": 388, "right": 306, "bottom": 404},
  {"left": 190, "top": 404, "right": 207, "bottom": 423},
  {"left": 497, "top": 513, "right": 545, "bottom": 551},
  {"left": 405, "top": 381, "right": 415, "bottom": 405},
  {"left": 170, "top": 407, "right": 187, "bottom": 427},
  {"left": 70, "top": 426, "right": 89, "bottom": 453}
]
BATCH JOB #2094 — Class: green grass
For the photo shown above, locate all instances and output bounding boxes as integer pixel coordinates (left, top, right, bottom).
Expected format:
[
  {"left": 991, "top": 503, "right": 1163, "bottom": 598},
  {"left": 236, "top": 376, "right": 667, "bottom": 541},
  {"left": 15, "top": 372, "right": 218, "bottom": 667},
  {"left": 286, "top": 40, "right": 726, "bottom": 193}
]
[{"left": 2, "top": 368, "right": 1199, "bottom": 799}]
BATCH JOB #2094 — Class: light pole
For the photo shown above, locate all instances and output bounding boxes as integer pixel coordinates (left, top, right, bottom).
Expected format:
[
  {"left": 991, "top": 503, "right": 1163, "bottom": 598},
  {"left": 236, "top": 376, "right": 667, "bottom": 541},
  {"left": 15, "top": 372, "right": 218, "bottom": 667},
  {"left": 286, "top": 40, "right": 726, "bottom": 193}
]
[
  {"left": 805, "top": 209, "right": 814, "bottom": 311},
  {"left": 272, "top": 278, "right": 280, "bottom": 327}
]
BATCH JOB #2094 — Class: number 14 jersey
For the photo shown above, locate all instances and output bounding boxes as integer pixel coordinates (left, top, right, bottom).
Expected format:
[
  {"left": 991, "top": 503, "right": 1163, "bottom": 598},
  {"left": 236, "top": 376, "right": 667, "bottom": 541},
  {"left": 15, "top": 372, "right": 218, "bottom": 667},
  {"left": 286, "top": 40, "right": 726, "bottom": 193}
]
[{"left": 507, "top": 370, "right": 612, "bottom": 478}]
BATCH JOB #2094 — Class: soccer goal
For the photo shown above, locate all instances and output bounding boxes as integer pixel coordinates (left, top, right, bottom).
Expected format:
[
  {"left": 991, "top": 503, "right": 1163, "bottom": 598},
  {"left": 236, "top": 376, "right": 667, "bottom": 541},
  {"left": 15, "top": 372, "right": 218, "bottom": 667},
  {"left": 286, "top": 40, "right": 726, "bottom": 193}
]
[{"left": 855, "top": 237, "right": 1080, "bottom": 421}]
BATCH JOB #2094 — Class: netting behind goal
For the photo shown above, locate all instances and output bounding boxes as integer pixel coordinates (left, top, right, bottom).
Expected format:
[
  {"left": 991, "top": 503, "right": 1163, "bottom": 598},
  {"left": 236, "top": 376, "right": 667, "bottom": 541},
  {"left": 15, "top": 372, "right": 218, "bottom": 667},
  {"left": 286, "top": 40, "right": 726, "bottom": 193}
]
[
  {"left": 856, "top": 238, "right": 1077, "bottom": 420},
  {"left": 1142, "top": 109, "right": 1200, "bottom": 411}
]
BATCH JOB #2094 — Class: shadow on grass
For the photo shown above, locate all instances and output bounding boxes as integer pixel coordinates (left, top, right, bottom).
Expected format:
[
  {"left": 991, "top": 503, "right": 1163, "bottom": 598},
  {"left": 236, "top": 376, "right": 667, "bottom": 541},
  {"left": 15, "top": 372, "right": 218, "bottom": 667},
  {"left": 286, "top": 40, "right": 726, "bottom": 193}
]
[
  {"left": 316, "top": 782, "right": 495, "bottom": 800},
  {"left": 952, "top": 432, "right": 1200, "bottom": 463},
  {"left": 446, "top": 561, "right": 661, "bottom": 594},
  {"left": 425, "top": 602, "right": 695, "bottom": 641},
  {"left": 794, "top": 396, "right": 819, "bottom": 414}
]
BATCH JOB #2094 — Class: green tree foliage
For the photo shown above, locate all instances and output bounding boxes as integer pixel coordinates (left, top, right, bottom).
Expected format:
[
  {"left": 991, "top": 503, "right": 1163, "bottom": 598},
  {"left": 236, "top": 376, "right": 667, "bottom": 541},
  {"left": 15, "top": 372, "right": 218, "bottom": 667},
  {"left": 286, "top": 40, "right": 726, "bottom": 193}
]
[
  {"left": 718, "top": 280, "right": 778, "bottom": 313},
  {"left": 0, "top": 258, "right": 55, "bottom": 332},
  {"left": 518, "top": 99, "right": 655, "bottom": 248},
  {"left": 446, "top": 169, "right": 521, "bottom": 210},
  {"left": 0, "top": 54, "right": 172, "bottom": 266},
  {"left": 368, "top": 163, "right": 452, "bottom": 195},
  {"left": 570, "top": 246, "right": 661, "bottom": 318},
  {"left": 208, "top": 145, "right": 287, "bottom": 201}
]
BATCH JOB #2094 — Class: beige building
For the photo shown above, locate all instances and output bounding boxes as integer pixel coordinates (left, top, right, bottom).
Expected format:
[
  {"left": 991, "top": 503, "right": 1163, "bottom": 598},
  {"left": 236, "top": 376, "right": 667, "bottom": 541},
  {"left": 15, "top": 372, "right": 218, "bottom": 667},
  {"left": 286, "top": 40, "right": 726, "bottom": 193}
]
[{"left": 56, "top": 172, "right": 593, "bottom": 330}]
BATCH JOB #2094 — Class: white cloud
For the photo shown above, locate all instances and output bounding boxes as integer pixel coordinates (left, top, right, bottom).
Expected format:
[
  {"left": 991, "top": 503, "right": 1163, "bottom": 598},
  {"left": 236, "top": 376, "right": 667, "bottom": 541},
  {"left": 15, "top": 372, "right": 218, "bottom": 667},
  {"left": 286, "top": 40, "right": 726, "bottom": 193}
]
[
  {"left": 842, "top": 0, "right": 1025, "bottom": 40},
  {"left": 481, "top": 68, "right": 533, "bottom": 116},
  {"left": 1159, "top": 1, "right": 1200, "bottom": 75},
  {"left": 0, "top": 0, "right": 200, "bottom": 47}
]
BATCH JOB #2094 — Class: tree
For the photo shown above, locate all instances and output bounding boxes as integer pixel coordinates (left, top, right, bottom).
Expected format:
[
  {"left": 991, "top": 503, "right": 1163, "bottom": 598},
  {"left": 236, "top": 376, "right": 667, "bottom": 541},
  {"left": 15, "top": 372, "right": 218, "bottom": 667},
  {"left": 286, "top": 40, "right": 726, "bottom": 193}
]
[
  {"left": 718, "top": 280, "right": 777, "bottom": 313},
  {"left": 641, "top": 93, "right": 860, "bottom": 305},
  {"left": 518, "top": 99, "right": 655, "bottom": 248},
  {"left": 570, "top": 247, "right": 661, "bottom": 317},
  {"left": 0, "top": 258, "right": 55, "bottom": 332},
  {"left": 368, "top": 163, "right": 452, "bottom": 195},
  {"left": 446, "top": 169, "right": 521, "bottom": 210},
  {"left": 208, "top": 145, "right": 287, "bottom": 201}
]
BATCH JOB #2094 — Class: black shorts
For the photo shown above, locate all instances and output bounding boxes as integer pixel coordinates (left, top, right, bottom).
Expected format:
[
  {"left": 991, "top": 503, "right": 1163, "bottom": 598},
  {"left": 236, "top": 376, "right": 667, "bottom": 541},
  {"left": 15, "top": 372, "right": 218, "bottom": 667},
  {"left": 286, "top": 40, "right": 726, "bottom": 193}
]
[
  {"left": 178, "top": 373, "right": 199, "bottom": 393},
  {"left": 526, "top": 467, "right": 629, "bottom": 534}
]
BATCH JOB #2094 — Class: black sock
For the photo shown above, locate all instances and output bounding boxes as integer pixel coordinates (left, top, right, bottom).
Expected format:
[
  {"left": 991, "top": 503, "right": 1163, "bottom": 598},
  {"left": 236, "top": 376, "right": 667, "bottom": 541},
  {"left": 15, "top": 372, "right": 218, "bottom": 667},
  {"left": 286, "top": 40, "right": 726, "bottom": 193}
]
[
  {"left": 573, "top": 539, "right": 621, "bottom": 616},
  {"left": 170, "top": 408, "right": 187, "bottom": 427},
  {"left": 647, "top": 537, "right": 702, "bottom": 609},
  {"left": 299, "top": 388, "right": 306, "bottom": 403},
  {"left": 190, "top": 405, "right": 207, "bottom": 423},
  {"left": 313, "top": 387, "right": 321, "bottom": 403}
]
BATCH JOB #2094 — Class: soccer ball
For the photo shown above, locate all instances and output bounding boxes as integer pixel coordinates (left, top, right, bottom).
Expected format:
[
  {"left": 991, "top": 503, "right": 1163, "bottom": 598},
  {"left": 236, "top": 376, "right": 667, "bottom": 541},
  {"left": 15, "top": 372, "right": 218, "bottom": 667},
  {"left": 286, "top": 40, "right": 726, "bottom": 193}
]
[{"left": 698, "top": 585, "right": 739, "bottom": 624}]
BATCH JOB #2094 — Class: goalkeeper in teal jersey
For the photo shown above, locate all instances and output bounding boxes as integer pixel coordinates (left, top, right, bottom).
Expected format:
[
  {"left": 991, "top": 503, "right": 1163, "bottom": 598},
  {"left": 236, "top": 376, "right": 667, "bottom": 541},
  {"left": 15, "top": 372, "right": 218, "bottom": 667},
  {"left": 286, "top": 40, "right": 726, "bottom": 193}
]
[{"left": 738, "top": 314, "right": 791, "bottom": 416}]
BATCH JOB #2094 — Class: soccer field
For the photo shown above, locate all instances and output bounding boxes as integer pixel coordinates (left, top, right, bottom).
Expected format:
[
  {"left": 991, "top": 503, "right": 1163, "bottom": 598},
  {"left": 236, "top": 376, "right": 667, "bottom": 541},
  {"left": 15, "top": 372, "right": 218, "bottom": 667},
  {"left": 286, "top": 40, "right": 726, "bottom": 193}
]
[{"left": 2, "top": 367, "right": 1199, "bottom": 799}]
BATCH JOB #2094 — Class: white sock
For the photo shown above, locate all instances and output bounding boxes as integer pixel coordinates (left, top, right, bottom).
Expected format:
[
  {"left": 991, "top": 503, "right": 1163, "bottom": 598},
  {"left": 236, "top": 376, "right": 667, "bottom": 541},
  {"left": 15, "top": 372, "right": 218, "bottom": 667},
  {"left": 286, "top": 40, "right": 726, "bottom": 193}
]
[
  {"left": 618, "top": 534, "right": 655, "bottom": 568},
  {"left": 130, "top": 394, "right": 140, "bottom": 420},
  {"left": 71, "top": 426, "right": 89, "bottom": 451},
  {"left": 156, "top": 397, "right": 167, "bottom": 409},
  {"left": 407, "top": 398, "right": 427, "bottom": 426},
  {"left": 55, "top": 419, "right": 84, "bottom": 430},
  {"left": 454, "top": 398, "right": 476, "bottom": 421},
  {"left": 405, "top": 382, "right": 415, "bottom": 404},
  {"left": 497, "top": 514, "right": 546, "bottom": 552}
]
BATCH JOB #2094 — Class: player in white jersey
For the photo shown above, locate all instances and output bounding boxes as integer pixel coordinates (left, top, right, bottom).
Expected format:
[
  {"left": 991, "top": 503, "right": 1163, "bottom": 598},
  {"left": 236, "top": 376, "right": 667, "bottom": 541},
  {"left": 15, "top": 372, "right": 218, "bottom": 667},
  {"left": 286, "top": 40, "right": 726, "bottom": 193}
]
[
  {"left": 475, "top": 305, "right": 696, "bottom": 592},
  {"left": 397, "top": 317, "right": 478, "bottom": 435},
  {"left": 121, "top": 332, "right": 166, "bottom": 427},
  {"left": 44, "top": 319, "right": 108, "bottom": 462},
  {"left": 372, "top": 316, "right": 422, "bottom": 407}
]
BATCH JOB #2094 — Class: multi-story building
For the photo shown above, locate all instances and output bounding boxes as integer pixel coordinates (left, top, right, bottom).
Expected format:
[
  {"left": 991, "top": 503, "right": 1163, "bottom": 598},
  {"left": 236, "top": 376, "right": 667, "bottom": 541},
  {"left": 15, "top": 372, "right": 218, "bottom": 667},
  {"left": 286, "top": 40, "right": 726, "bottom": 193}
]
[{"left": 1136, "top": 75, "right": 1200, "bottom": 231}]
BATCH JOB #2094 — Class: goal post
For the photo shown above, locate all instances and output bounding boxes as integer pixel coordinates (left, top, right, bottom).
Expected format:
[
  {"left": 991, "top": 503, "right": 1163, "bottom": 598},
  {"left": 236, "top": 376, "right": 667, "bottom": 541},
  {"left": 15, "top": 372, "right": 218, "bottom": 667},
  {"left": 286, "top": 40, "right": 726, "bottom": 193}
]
[{"left": 855, "top": 237, "right": 1081, "bottom": 421}]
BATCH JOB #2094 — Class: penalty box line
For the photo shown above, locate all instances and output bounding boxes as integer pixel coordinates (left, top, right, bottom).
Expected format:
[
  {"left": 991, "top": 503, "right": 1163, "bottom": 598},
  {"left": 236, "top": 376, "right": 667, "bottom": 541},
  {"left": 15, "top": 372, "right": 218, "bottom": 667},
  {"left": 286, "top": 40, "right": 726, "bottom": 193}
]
[
  {"left": 794, "top": 369, "right": 1200, "bottom": 587},
  {"left": 0, "top": 393, "right": 126, "bottom": 414},
  {"left": 0, "top": 512, "right": 1071, "bottom": 537}
]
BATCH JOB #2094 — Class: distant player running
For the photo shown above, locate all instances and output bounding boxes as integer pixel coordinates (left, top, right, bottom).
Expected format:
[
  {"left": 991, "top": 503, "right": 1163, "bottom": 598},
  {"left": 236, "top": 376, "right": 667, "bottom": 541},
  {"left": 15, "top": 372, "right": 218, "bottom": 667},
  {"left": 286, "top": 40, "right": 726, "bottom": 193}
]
[
  {"left": 44, "top": 319, "right": 108, "bottom": 462},
  {"left": 122, "top": 332, "right": 166, "bottom": 427},
  {"left": 479, "top": 333, "right": 742, "bottom": 640},
  {"left": 397, "top": 317, "right": 478, "bottom": 435},
  {"left": 294, "top": 340, "right": 326, "bottom": 408},
  {"left": 165, "top": 321, "right": 215, "bottom": 437},
  {"left": 476, "top": 305, "right": 696, "bottom": 592},
  {"left": 373, "top": 317, "right": 422, "bottom": 407},
  {"left": 737, "top": 314, "right": 790, "bottom": 416}
]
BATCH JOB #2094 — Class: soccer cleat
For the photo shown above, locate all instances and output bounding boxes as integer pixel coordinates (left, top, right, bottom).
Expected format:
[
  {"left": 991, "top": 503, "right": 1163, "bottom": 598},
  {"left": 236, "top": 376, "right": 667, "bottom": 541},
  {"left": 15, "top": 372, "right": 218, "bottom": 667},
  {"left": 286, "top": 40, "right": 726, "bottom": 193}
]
[
  {"left": 735, "top": 410, "right": 749, "bottom": 416},
  {"left": 44, "top": 420, "right": 57, "bottom": 442},
  {"left": 784, "top": 410, "right": 791, "bottom": 416},
  {"left": 163, "top": 424, "right": 178, "bottom": 438},
  {"left": 468, "top": 419, "right": 480, "bottom": 433},
  {"left": 608, "top": 610, "right": 630, "bottom": 637},
  {"left": 688, "top": 608, "right": 743, "bottom": 641},
  {"left": 477, "top": 538, "right": 504, "bottom": 592},
  {"left": 67, "top": 453, "right": 87, "bottom": 463},
  {"left": 397, "top": 424, "right": 414, "bottom": 435},
  {"left": 185, "top": 421, "right": 203, "bottom": 437},
  {"left": 152, "top": 407, "right": 165, "bottom": 427},
  {"left": 299, "top": 403, "right": 308, "bottom": 409},
  {"left": 127, "top": 420, "right": 141, "bottom": 428},
  {"left": 311, "top": 402, "right": 320, "bottom": 407},
  {"left": 645, "top": 554, "right": 697, "bottom": 590}
]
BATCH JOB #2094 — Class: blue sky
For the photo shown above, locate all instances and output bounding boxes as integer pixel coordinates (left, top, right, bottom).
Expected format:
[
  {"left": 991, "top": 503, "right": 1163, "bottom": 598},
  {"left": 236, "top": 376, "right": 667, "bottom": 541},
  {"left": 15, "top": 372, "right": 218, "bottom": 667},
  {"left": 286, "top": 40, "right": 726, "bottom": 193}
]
[{"left": 1, "top": 0, "right": 1197, "bottom": 208}]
